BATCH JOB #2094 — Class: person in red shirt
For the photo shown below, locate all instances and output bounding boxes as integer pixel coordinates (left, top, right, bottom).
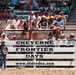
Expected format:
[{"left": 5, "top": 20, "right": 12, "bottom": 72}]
[
  {"left": 1, "top": 9, "right": 8, "bottom": 20},
  {"left": 53, "top": 22, "right": 62, "bottom": 40}
]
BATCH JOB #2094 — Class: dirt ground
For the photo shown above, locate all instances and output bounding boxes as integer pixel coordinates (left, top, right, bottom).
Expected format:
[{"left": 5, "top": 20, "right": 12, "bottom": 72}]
[{"left": 0, "top": 68, "right": 76, "bottom": 75}]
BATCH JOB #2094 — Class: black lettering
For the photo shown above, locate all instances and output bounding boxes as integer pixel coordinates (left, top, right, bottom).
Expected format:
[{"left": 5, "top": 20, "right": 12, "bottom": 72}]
[
  {"left": 21, "top": 41, "right": 25, "bottom": 45},
  {"left": 31, "top": 48, "right": 35, "bottom": 51},
  {"left": 21, "top": 48, "right": 25, "bottom": 51},
  {"left": 40, "top": 41, "right": 44, "bottom": 44},
  {"left": 26, "top": 48, "right": 30, "bottom": 51},
  {"left": 16, "top": 48, "right": 20, "bottom": 51},
  {"left": 16, "top": 41, "right": 20, "bottom": 45},
  {"left": 26, "top": 55, "right": 30, "bottom": 58}
]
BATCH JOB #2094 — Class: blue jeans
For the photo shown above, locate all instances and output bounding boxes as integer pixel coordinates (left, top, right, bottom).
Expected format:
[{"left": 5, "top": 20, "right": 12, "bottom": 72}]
[{"left": 0, "top": 54, "right": 6, "bottom": 69}]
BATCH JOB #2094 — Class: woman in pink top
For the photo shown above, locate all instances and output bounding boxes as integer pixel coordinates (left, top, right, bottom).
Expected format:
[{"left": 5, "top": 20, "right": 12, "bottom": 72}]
[
  {"left": 19, "top": 20, "right": 24, "bottom": 29},
  {"left": 13, "top": 16, "right": 20, "bottom": 29}
]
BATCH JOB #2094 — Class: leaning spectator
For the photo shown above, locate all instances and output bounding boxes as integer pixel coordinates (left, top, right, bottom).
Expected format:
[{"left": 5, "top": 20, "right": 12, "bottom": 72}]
[
  {"left": 53, "top": 22, "right": 62, "bottom": 40},
  {"left": 1, "top": 32, "right": 9, "bottom": 41},
  {"left": 38, "top": 15, "right": 48, "bottom": 29},
  {"left": 59, "top": 11, "right": 66, "bottom": 29}
]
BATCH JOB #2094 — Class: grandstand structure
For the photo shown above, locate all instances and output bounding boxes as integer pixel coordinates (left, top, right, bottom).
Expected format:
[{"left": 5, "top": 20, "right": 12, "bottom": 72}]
[
  {"left": 1, "top": 0, "right": 75, "bottom": 40},
  {"left": 0, "top": 0, "right": 76, "bottom": 68}
]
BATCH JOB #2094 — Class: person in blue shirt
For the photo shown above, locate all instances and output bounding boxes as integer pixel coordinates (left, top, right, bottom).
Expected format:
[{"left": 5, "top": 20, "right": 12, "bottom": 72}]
[
  {"left": 56, "top": 15, "right": 64, "bottom": 30},
  {"left": 10, "top": 0, "right": 18, "bottom": 5}
]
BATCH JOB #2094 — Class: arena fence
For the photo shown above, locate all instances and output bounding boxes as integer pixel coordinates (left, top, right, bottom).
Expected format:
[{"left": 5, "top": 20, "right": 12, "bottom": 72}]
[
  {"left": 4, "top": 29, "right": 76, "bottom": 40},
  {"left": 0, "top": 40, "right": 76, "bottom": 68}
]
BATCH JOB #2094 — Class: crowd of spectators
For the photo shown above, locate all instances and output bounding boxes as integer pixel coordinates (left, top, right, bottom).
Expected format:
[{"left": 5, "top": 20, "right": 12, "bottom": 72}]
[{"left": 0, "top": 0, "right": 74, "bottom": 40}]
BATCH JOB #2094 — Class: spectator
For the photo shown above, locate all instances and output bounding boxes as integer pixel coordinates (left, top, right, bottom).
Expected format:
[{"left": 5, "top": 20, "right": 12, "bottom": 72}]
[
  {"left": 46, "top": 9, "right": 52, "bottom": 16},
  {"left": 11, "top": 35, "right": 16, "bottom": 40},
  {"left": 15, "top": 2, "right": 21, "bottom": 10},
  {"left": 32, "top": 17, "right": 40, "bottom": 29},
  {"left": 33, "top": 0, "right": 39, "bottom": 10},
  {"left": 53, "top": 22, "right": 62, "bottom": 39},
  {"left": 48, "top": 16, "right": 55, "bottom": 29},
  {"left": 38, "top": 15, "right": 48, "bottom": 29},
  {"left": 54, "top": 4, "right": 61, "bottom": 14},
  {"left": 58, "top": 33, "right": 66, "bottom": 40},
  {"left": 56, "top": 15, "right": 64, "bottom": 30},
  {"left": 59, "top": 11, "right": 66, "bottom": 28},
  {"left": 13, "top": 15, "right": 20, "bottom": 29},
  {"left": 22, "top": 20, "right": 29, "bottom": 38},
  {"left": 0, "top": 40, "right": 8, "bottom": 69},
  {"left": 68, "top": 33, "right": 76, "bottom": 41},
  {"left": 1, "top": 9, "right": 8, "bottom": 20},
  {"left": 50, "top": 0, "right": 56, "bottom": 11},
  {"left": 18, "top": 20, "right": 24, "bottom": 29},
  {"left": 1, "top": 32, "right": 9, "bottom": 41},
  {"left": 10, "top": 0, "right": 18, "bottom": 6},
  {"left": 28, "top": 11, "right": 36, "bottom": 21},
  {"left": 61, "top": 2, "right": 69, "bottom": 14},
  {"left": 10, "top": 24, "right": 15, "bottom": 29},
  {"left": 57, "top": 0, "right": 63, "bottom": 7},
  {"left": 2, "top": 1, "right": 9, "bottom": 10},
  {"left": 21, "top": 2, "right": 28, "bottom": 10},
  {"left": 47, "top": 3, "right": 54, "bottom": 12},
  {"left": 68, "top": 33, "right": 75, "bottom": 47},
  {"left": 8, "top": 9, "right": 16, "bottom": 19},
  {"left": 37, "top": 7, "right": 45, "bottom": 16}
]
